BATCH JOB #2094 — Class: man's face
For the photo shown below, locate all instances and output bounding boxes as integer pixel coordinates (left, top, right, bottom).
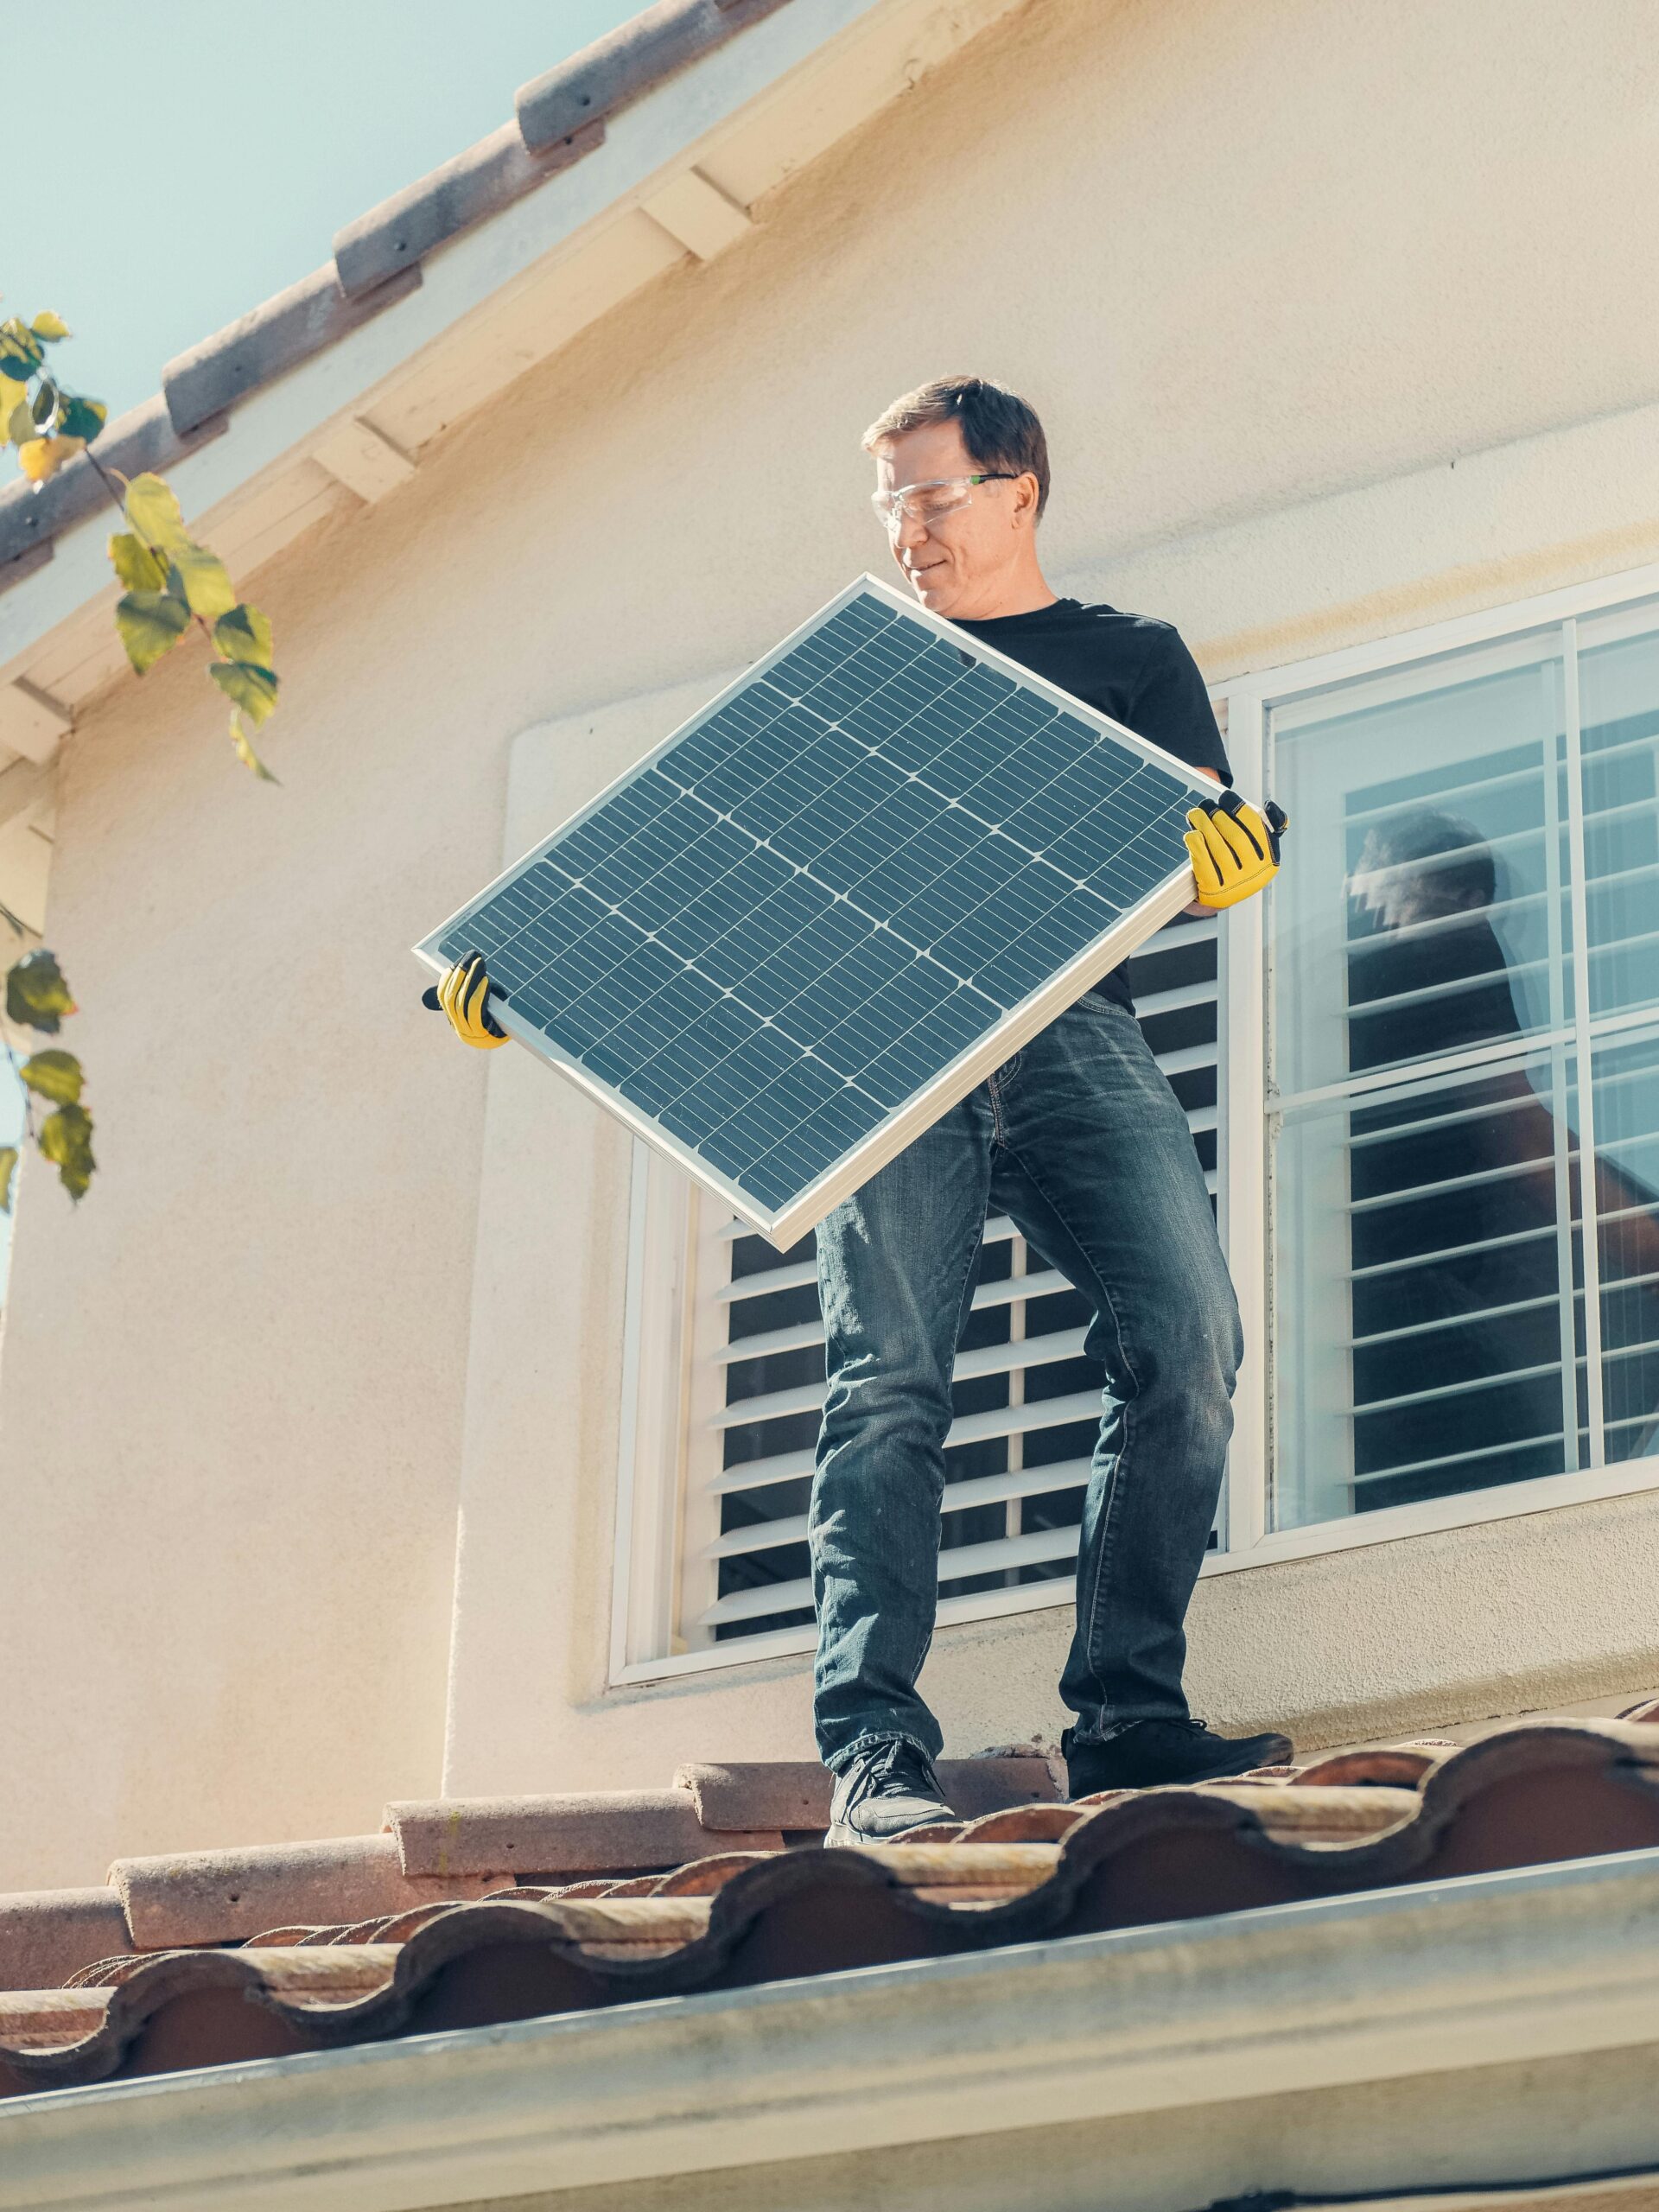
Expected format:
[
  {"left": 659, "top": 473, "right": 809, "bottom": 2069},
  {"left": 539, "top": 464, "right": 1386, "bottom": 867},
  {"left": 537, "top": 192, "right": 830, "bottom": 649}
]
[{"left": 872, "top": 420, "right": 1038, "bottom": 621}]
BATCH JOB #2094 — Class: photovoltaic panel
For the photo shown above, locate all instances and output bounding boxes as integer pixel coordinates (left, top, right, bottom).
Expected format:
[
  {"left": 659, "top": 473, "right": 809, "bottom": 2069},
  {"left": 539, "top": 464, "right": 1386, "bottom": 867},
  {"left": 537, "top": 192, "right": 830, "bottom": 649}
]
[{"left": 416, "top": 574, "right": 1217, "bottom": 1245}]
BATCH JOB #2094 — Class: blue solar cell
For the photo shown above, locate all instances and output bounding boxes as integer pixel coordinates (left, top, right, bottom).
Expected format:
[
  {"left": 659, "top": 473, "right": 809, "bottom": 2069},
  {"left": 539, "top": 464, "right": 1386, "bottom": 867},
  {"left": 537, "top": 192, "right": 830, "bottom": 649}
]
[{"left": 422, "top": 582, "right": 1201, "bottom": 1228}]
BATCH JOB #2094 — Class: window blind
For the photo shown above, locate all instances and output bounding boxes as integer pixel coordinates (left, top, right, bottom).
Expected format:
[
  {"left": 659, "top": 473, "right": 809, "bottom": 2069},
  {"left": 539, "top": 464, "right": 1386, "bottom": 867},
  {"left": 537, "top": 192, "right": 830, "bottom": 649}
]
[{"left": 681, "top": 913, "right": 1224, "bottom": 1644}]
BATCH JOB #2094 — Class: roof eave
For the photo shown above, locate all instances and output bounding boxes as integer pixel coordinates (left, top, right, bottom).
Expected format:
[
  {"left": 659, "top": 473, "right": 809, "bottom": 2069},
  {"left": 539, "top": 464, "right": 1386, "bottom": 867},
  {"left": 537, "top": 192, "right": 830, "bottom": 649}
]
[
  {"left": 0, "top": 0, "right": 1027, "bottom": 752},
  {"left": 6, "top": 1846, "right": 1659, "bottom": 2209}
]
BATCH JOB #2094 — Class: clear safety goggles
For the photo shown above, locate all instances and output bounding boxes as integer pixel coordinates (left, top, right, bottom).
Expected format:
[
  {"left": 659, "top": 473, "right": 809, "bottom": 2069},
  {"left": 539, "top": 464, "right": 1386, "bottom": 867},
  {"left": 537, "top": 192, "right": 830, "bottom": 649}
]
[{"left": 869, "top": 473, "right": 1018, "bottom": 533}]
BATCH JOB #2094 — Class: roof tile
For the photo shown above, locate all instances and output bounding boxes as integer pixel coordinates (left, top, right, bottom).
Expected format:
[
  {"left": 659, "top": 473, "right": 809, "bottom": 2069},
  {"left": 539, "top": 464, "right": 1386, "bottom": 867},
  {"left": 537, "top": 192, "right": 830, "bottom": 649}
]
[
  {"left": 7, "top": 1724, "right": 1659, "bottom": 2098},
  {"left": 161, "top": 264, "right": 422, "bottom": 439},
  {"left": 332, "top": 120, "right": 604, "bottom": 302},
  {"left": 0, "top": 1890, "right": 131, "bottom": 1991},
  {"left": 108, "top": 1834, "right": 497, "bottom": 1951},
  {"left": 515, "top": 0, "right": 791, "bottom": 152},
  {"left": 674, "top": 1753, "right": 1058, "bottom": 1830},
  {"left": 385, "top": 1789, "right": 783, "bottom": 1877}
]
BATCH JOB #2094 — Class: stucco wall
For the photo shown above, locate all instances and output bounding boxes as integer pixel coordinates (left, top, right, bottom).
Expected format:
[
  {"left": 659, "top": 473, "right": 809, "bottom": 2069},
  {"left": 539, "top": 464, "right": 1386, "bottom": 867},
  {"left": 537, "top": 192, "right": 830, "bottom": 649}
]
[{"left": 4, "top": 0, "right": 1659, "bottom": 1886}]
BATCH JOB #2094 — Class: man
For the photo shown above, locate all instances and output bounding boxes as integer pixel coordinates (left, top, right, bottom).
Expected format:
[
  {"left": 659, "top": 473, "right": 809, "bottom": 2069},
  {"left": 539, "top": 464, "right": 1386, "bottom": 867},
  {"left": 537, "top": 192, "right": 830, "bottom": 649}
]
[{"left": 431, "top": 375, "right": 1291, "bottom": 1845}]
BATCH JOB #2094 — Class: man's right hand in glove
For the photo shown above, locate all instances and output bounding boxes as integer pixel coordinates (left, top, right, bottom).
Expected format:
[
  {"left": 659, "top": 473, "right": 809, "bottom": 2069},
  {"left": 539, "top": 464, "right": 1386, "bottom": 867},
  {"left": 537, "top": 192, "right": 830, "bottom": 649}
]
[{"left": 422, "top": 950, "right": 509, "bottom": 1049}]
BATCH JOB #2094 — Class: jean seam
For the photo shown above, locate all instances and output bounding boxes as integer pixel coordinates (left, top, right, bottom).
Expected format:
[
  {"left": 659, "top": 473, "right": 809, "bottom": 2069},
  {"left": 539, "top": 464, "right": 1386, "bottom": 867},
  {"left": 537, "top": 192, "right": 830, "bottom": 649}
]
[
  {"left": 902, "top": 1206, "right": 988, "bottom": 1694},
  {"left": 1001, "top": 1137, "right": 1143, "bottom": 1726}
]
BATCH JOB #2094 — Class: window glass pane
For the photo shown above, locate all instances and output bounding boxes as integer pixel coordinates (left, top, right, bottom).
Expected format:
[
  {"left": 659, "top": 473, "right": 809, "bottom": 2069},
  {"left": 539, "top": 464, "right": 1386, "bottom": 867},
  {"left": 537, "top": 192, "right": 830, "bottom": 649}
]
[
  {"left": 1272, "top": 1046, "right": 1586, "bottom": 1529},
  {"left": 1272, "top": 639, "right": 1568, "bottom": 1098},
  {"left": 1577, "top": 602, "right": 1659, "bottom": 1027},
  {"left": 1590, "top": 1027, "right": 1659, "bottom": 1465}
]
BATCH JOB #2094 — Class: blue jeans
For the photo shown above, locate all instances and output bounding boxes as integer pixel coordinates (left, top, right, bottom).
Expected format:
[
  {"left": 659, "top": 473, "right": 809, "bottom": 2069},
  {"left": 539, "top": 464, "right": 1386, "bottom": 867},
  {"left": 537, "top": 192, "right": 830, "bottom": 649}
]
[{"left": 810, "top": 991, "right": 1242, "bottom": 1771}]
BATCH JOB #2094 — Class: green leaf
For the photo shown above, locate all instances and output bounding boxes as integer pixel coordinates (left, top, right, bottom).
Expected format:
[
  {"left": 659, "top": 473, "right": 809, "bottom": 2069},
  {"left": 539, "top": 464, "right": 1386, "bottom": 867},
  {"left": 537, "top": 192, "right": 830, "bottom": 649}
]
[
  {"left": 5, "top": 399, "right": 32, "bottom": 448},
  {"left": 29, "top": 310, "right": 69, "bottom": 342},
  {"left": 38, "top": 1101, "right": 95, "bottom": 1203},
  {"left": 169, "top": 542, "right": 236, "bottom": 621},
  {"left": 0, "top": 321, "right": 42, "bottom": 376},
  {"left": 29, "top": 378, "right": 54, "bottom": 425},
  {"left": 124, "top": 471, "right": 190, "bottom": 552},
  {"left": 56, "top": 394, "right": 105, "bottom": 443},
  {"left": 209, "top": 658, "right": 278, "bottom": 728},
  {"left": 227, "top": 708, "right": 278, "bottom": 783},
  {"left": 213, "top": 602, "right": 273, "bottom": 665},
  {"left": 115, "top": 588, "right": 191, "bottom": 674},
  {"left": 20, "top": 1049, "right": 82, "bottom": 1105},
  {"left": 107, "top": 531, "right": 168, "bottom": 591},
  {"left": 0, "top": 1147, "right": 17, "bottom": 1213},
  {"left": 6, "top": 949, "right": 75, "bottom": 1033}
]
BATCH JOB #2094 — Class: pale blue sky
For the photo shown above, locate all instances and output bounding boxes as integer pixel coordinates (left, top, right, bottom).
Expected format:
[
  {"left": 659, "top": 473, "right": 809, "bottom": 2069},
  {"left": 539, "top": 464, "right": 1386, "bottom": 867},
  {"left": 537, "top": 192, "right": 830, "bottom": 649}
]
[
  {"left": 3, "top": 1, "right": 641, "bottom": 422},
  {"left": 0, "top": 2, "right": 640, "bottom": 1249}
]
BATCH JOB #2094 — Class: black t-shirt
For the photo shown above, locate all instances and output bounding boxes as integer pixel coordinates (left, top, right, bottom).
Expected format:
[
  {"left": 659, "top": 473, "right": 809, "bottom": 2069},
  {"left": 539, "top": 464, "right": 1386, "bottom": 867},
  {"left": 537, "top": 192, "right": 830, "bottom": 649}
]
[{"left": 953, "top": 598, "right": 1230, "bottom": 1010}]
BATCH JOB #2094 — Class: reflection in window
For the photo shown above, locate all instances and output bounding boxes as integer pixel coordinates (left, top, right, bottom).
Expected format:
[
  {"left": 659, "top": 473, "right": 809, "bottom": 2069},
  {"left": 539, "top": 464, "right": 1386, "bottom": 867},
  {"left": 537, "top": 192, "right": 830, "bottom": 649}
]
[{"left": 1270, "top": 603, "right": 1659, "bottom": 1531}]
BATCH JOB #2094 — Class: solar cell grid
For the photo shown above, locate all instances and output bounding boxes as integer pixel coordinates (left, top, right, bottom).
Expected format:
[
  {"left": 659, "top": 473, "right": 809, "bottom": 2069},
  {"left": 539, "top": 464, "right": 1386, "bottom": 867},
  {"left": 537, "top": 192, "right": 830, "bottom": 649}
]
[{"left": 421, "top": 576, "right": 1208, "bottom": 1235}]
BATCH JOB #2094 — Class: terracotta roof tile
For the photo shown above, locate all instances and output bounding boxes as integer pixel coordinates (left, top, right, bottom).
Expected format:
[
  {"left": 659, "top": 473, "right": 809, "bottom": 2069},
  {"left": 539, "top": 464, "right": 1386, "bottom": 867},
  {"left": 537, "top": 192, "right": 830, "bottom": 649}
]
[
  {"left": 674, "top": 1752, "right": 1058, "bottom": 1830},
  {"left": 0, "top": 1888, "right": 131, "bottom": 1990},
  {"left": 385, "top": 1789, "right": 783, "bottom": 1877},
  {"left": 515, "top": 0, "right": 790, "bottom": 153},
  {"left": 107, "top": 1834, "right": 498, "bottom": 1951},
  {"left": 3, "top": 1726, "right": 1658, "bottom": 2099}
]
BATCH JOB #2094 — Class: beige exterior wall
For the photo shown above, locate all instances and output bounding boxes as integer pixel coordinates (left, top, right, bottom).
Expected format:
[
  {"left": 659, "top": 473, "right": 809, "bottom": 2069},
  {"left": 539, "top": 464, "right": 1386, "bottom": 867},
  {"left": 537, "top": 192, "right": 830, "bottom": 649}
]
[{"left": 4, "top": 0, "right": 1659, "bottom": 1887}]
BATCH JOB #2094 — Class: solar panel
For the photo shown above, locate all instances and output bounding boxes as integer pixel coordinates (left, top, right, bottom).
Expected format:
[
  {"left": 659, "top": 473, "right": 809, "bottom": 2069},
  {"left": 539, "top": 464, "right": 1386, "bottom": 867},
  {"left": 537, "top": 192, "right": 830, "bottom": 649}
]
[{"left": 416, "top": 573, "right": 1217, "bottom": 1246}]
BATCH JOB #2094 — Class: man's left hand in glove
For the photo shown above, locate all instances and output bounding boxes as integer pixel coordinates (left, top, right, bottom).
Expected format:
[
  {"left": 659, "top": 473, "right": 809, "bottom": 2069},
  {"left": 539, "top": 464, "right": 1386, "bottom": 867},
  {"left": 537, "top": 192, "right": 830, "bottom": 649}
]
[
  {"left": 1185, "top": 791, "right": 1289, "bottom": 910},
  {"left": 422, "top": 950, "right": 509, "bottom": 1049}
]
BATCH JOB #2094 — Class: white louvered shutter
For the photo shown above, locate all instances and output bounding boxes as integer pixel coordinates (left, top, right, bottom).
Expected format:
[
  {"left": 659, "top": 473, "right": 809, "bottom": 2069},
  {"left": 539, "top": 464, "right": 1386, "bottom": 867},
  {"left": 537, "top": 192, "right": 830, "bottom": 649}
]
[{"left": 676, "top": 912, "right": 1224, "bottom": 1649}]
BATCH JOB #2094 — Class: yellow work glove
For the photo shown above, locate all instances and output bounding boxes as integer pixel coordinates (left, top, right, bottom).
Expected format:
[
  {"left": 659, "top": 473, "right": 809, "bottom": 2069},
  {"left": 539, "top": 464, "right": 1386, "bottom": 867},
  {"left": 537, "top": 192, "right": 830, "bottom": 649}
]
[
  {"left": 1185, "top": 793, "right": 1288, "bottom": 910},
  {"left": 421, "top": 950, "right": 509, "bottom": 1048}
]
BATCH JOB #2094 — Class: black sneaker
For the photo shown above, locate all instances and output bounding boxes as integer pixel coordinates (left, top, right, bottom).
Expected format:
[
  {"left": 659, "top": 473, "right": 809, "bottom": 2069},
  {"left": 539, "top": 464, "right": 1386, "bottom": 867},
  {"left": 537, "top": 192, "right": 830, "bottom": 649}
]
[
  {"left": 1065, "top": 1719, "right": 1294, "bottom": 1797},
  {"left": 824, "top": 1739, "right": 957, "bottom": 1847}
]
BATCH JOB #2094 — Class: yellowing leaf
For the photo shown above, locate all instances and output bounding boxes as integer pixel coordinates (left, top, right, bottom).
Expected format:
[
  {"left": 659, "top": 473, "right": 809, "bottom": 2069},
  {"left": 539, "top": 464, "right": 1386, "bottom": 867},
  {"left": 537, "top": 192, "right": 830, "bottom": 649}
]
[
  {"left": 227, "top": 708, "right": 278, "bottom": 783},
  {"left": 209, "top": 658, "right": 278, "bottom": 728},
  {"left": 170, "top": 543, "right": 237, "bottom": 622},
  {"left": 213, "top": 603, "right": 273, "bottom": 664},
  {"left": 0, "top": 1147, "right": 16, "bottom": 1213},
  {"left": 17, "top": 434, "right": 83, "bottom": 483},
  {"left": 38, "top": 1101, "right": 95, "bottom": 1203},
  {"left": 107, "top": 531, "right": 168, "bottom": 592},
  {"left": 29, "top": 310, "right": 69, "bottom": 342},
  {"left": 114, "top": 588, "right": 191, "bottom": 674},
  {"left": 5, "top": 400, "right": 32, "bottom": 447},
  {"left": 20, "top": 1049, "right": 82, "bottom": 1105},
  {"left": 124, "top": 472, "right": 190, "bottom": 551}
]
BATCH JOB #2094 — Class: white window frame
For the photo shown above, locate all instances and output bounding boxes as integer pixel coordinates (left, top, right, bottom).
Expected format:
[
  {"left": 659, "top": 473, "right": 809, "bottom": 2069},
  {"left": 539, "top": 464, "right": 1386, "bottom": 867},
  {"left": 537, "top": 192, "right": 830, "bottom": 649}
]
[{"left": 611, "top": 556, "right": 1659, "bottom": 1685}]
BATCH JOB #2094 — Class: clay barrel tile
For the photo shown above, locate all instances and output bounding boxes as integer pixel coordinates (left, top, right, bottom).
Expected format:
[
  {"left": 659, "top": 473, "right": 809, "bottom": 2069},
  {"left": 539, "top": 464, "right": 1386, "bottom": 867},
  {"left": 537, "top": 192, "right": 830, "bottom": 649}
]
[
  {"left": 0, "top": 1989, "right": 110, "bottom": 2051},
  {"left": 333, "top": 120, "right": 603, "bottom": 300},
  {"left": 161, "top": 263, "right": 421, "bottom": 438},
  {"left": 515, "top": 0, "right": 790, "bottom": 152},
  {"left": 0, "top": 1889, "right": 133, "bottom": 1992},
  {"left": 109, "top": 1835, "right": 497, "bottom": 1951},
  {"left": 385, "top": 1790, "right": 782, "bottom": 1878}
]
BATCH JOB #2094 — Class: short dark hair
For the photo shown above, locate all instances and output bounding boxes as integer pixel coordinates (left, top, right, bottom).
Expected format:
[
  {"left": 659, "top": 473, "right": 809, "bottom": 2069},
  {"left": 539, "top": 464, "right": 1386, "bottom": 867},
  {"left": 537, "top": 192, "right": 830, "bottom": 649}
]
[{"left": 862, "top": 376, "right": 1051, "bottom": 520}]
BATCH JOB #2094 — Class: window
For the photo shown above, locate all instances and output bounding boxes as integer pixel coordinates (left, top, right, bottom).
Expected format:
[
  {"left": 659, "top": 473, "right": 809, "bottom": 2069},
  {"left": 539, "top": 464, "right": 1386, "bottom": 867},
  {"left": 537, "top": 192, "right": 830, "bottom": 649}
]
[
  {"left": 1267, "top": 595, "right": 1659, "bottom": 1532},
  {"left": 612, "top": 914, "right": 1223, "bottom": 1673},
  {"left": 611, "top": 573, "right": 1659, "bottom": 1681}
]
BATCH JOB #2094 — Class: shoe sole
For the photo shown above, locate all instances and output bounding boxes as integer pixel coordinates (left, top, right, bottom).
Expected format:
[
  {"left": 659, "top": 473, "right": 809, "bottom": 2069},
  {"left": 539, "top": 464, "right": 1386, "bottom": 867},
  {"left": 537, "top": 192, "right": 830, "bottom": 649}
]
[{"left": 823, "top": 1811, "right": 957, "bottom": 1847}]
